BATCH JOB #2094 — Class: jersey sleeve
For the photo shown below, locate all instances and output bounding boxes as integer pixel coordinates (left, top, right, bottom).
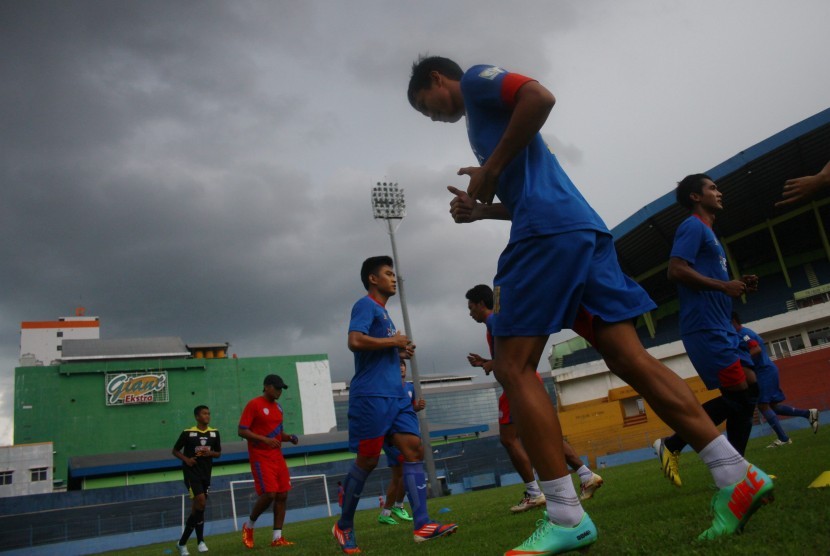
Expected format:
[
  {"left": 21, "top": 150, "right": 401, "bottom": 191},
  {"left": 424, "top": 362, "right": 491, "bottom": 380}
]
[
  {"left": 173, "top": 430, "right": 187, "bottom": 453},
  {"left": 463, "top": 65, "right": 536, "bottom": 110},
  {"left": 213, "top": 430, "right": 222, "bottom": 454},
  {"left": 348, "top": 297, "right": 374, "bottom": 335},
  {"left": 670, "top": 218, "right": 704, "bottom": 264},
  {"left": 238, "top": 400, "right": 256, "bottom": 430}
]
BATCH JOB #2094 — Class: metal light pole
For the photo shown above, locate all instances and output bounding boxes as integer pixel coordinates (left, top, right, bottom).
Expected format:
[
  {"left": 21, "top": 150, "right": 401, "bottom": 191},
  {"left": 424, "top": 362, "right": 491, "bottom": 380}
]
[{"left": 371, "top": 181, "right": 442, "bottom": 498}]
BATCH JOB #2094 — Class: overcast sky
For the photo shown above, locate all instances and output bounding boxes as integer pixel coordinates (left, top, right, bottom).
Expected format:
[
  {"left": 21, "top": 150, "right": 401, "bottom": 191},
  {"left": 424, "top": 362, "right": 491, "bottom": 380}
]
[{"left": 2, "top": 1, "right": 829, "bottom": 445}]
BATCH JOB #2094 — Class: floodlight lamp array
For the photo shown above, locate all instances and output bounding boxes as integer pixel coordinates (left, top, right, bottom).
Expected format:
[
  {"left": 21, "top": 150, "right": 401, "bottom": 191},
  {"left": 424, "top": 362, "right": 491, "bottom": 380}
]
[{"left": 371, "top": 181, "right": 406, "bottom": 219}]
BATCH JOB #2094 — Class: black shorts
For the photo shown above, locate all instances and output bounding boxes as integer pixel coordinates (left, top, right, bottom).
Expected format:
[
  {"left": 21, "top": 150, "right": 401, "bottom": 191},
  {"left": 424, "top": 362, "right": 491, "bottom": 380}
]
[{"left": 184, "top": 473, "right": 211, "bottom": 498}]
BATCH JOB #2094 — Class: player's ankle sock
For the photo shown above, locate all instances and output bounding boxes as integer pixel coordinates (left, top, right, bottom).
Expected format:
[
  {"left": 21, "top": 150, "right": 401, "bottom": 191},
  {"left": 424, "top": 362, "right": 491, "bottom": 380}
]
[
  {"left": 761, "top": 408, "right": 790, "bottom": 441},
  {"left": 403, "top": 461, "right": 429, "bottom": 529},
  {"left": 773, "top": 404, "right": 810, "bottom": 418},
  {"left": 338, "top": 463, "right": 368, "bottom": 530},
  {"left": 393, "top": 501, "right": 405, "bottom": 508},
  {"left": 179, "top": 513, "right": 196, "bottom": 545},
  {"left": 246, "top": 518, "right": 256, "bottom": 529},
  {"left": 699, "top": 435, "right": 748, "bottom": 488},
  {"left": 576, "top": 465, "right": 593, "bottom": 484},
  {"left": 539, "top": 476, "right": 584, "bottom": 527},
  {"left": 272, "top": 529, "right": 282, "bottom": 541},
  {"left": 525, "top": 480, "right": 542, "bottom": 497},
  {"left": 381, "top": 508, "right": 392, "bottom": 517}
]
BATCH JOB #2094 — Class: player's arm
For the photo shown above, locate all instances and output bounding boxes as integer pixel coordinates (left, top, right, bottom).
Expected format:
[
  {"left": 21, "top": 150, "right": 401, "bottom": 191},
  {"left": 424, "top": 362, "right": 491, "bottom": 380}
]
[
  {"left": 280, "top": 431, "right": 300, "bottom": 445},
  {"left": 461, "top": 80, "right": 556, "bottom": 204},
  {"left": 172, "top": 433, "right": 196, "bottom": 466},
  {"left": 348, "top": 330, "right": 410, "bottom": 352},
  {"left": 667, "top": 257, "right": 750, "bottom": 298},
  {"left": 238, "top": 426, "right": 281, "bottom": 448},
  {"left": 777, "top": 160, "right": 830, "bottom": 207}
]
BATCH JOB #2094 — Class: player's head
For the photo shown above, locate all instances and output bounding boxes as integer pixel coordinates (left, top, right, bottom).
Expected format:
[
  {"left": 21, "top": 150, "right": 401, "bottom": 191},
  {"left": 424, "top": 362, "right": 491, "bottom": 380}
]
[
  {"left": 408, "top": 55, "right": 465, "bottom": 123},
  {"left": 400, "top": 359, "right": 407, "bottom": 380},
  {"left": 263, "top": 374, "right": 288, "bottom": 400},
  {"left": 360, "top": 255, "right": 396, "bottom": 294},
  {"left": 194, "top": 405, "right": 210, "bottom": 424},
  {"left": 466, "top": 284, "right": 494, "bottom": 323},
  {"left": 676, "top": 173, "right": 718, "bottom": 210}
]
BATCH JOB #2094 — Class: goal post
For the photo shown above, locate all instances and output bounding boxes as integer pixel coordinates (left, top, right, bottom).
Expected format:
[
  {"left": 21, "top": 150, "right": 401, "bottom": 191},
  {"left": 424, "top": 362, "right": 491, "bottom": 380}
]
[{"left": 230, "top": 474, "right": 331, "bottom": 530}]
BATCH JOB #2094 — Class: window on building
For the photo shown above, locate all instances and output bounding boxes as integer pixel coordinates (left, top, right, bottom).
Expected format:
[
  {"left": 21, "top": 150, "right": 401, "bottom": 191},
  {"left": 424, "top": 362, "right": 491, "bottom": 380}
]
[
  {"left": 57, "top": 331, "right": 63, "bottom": 337},
  {"left": 0, "top": 471, "right": 12, "bottom": 485},
  {"left": 769, "top": 338, "right": 790, "bottom": 359},
  {"left": 621, "top": 397, "right": 647, "bottom": 426},
  {"left": 57, "top": 345, "right": 62, "bottom": 351},
  {"left": 30, "top": 468, "right": 48, "bottom": 482},
  {"left": 788, "top": 334, "right": 805, "bottom": 352},
  {"left": 807, "top": 327, "right": 830, "bottom": 347}
]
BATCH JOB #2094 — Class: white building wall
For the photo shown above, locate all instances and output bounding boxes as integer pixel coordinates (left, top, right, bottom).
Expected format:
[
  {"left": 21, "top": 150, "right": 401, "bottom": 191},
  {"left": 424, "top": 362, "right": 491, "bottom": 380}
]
[
  {"left": 19, "top": 316, "right": 100, "bottom": 366},
  {"left": 0, "top": 443, "right": 53, "bottom": 497},
  {"left": 296, "top": 360, "right": 337, "bottom": 434}
]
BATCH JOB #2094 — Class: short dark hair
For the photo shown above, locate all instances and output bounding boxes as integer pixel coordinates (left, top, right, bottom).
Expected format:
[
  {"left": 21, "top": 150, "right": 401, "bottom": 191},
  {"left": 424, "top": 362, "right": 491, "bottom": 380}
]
[
  {"left": 731, "top": 311, "right": 741, "bottom": 325},
  {"left": 360, "top": 256, "right": 394, "bottom": 290},
  {"left": 194, "top": 405, "right": 209, "bottom": 417},
  {"left": 407, "top": 55, "right": 464, "bottom": 108},
  {"left": 675, "top": 174, "right": 712, "bottom": 209},
  {"left": 466, "top": 284, "right": 493, "bottom": 310}
]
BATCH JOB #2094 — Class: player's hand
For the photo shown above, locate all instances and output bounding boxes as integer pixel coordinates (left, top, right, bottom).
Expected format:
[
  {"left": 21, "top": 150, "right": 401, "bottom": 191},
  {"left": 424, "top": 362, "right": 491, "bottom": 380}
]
[
  {"left": 414, "top": 399, "right": 426, "bottom": 411},
  {"left": 482, "top": 360, "right": 494, "bottom": 375},
  {"left": 185, "top": 457, "right": 197, "bottom": 467},
  {"left": 447, "top": 186, "right": 478, "bottom": 223},
  {"left": 723, "top": 280, "right": 750, "bottom": 298},
  {"left": 467, "top": 353, "right": 487, "bottom": 367},
  {"left": 390, "top": 331, "right": 411, "bottom": 349},
  {"left": 289, "top": 434, "right": 299, "bottom": 445},
  {"left": 263, "top": 436, "right": 281, "bottom": 449},
  {"left": 402, "top": 342, "right": 416, "bottom": 358},
  {"left": 776, "top": 175, "right": 826, "bottom": 207},
  {"left": 458, "top": 166, "right": 498, "bottom": 205},
  {"left": 741, "top": 275, "right": 759, "bottom": 293}
]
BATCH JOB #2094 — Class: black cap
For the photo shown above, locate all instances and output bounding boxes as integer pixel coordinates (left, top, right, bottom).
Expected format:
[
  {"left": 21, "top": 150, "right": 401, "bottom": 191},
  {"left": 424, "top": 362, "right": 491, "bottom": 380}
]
[{"left": 263, "top": 374, "right": 289, "bottom": 389}]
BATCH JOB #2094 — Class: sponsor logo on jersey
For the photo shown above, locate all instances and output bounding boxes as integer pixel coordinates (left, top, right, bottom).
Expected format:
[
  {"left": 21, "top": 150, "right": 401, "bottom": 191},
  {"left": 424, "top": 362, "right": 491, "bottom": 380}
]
[
  {"left": 263, "top": 407, "right": 270, "bottom": 415},
  {"left": 478, "top": 66, "right": 505, "bottom": 80}
]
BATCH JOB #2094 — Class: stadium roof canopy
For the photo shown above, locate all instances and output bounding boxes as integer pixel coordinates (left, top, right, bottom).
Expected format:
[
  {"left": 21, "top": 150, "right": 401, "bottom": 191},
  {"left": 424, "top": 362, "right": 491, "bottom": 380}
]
[
  {"left": 610, "top": 107, "right": 830, "bottom": 308},
  {"left": 60, "top": 337, "right": 190, "bottom": 361}
]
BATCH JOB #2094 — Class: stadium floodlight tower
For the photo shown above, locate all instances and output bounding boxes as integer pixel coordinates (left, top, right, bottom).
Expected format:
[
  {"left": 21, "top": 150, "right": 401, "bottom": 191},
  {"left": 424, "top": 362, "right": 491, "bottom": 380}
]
[{"left": 371, "top": 181, "right": 442, "bottom": 498}]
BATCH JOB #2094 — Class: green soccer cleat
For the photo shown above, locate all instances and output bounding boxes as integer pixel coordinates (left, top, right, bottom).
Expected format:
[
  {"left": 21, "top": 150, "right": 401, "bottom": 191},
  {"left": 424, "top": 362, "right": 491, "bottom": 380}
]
[
  {"left": 377, "top": 513, "right": 399, "bottom": 525},
  {"left": 390, "top": 506, "right": 413, "bottom": 521},
  {"left": 698, "top": 464, "right": 774, "bottom": 541},
  {"left": 505, "top": 513, "right": 597, "bottom": 556}
]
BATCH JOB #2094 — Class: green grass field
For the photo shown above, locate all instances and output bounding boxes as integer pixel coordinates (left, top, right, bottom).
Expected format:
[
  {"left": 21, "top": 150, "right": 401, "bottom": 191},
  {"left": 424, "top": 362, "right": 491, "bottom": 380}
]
[{"left": 100, "top": 428, "right": 829, "bottom": 555}]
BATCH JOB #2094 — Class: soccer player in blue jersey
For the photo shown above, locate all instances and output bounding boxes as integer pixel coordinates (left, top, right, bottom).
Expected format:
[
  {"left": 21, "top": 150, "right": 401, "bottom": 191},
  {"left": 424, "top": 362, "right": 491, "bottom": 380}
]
[
  {"left": 732, "top": 311, "right": 819, "bottom": 445},
  {"left": 378, "top": 359, "right": 425, "bottom": 525},
  {"left": 408, "top": 56, "right": 773, "bottom": 554},
  {"left": 333, "top": 256, "right": 457, "bottom": 553},
  {"left": 653, "top": 175, "right": 763, "bottom": 484}
]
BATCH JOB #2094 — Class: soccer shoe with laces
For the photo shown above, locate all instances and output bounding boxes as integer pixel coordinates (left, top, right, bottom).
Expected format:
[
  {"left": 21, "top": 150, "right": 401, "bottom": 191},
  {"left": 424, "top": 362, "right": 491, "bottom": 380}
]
[
  {"left": 653, "top": 438, "right": 682, "bottom": 487},
  {"left": 197, "top": 541, "right": 209, "bottom": 552},
  {"left": 809, "top": 408, "right": 819, "bottom": 433},
  {"left": 505, "top": 512, "right": 597, "bottom": 555},
  {"left": 413, "top": 521, "right": 458, "bottom": 543},
  {"left": 698, "top": 464, "right": 774, "bottom": 541},
  {"left": 377, "top": 513, "right": 399, "bottom": 525},
  {"left": 241, "top": 523, "right": 254, "bottom": 549},
  {"left": 271, "top": 537, "right": 294, "bottom": 546},
  {"left": 176, "top": 544, "right": 190, "bottom": 556},
  {"left": 579, "top": 473, "right": 604, "bottom": 501},
  {"left": 390, "top": 506, "right": 413, "bottom": 521},
  {"left": 332, "top": 522, "right": 361, "bottom": 554},
  {"left": 510, "top": 491, "right": 547, "bottom": 513},
  {"left": 766, "top": 438, "right": 792, "bottom": 448}
]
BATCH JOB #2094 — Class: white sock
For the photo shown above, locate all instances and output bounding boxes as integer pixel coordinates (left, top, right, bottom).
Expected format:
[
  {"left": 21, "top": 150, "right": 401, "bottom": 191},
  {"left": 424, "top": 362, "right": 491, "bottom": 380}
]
[
  {"left": 525, "top": 480, "right": 542, "bottom": 497},
  {"left": 246, "top": 518, "right": 256, "bottom": 529},
  {"left": 576, "top": 465, "right": 593, "bottom": 484},
  {"left": 539, "top": 476, "right": 584, "bottom": 527},
  {"left": 393, "top": 501, "right": 405, "bottom": 508},
  {"left": 272, "top": 529, "right": 282, "bottom": 541},
  {"left": 699, "top": 435, "right": 748, "bottom": 488},
  {"left": 381, "top": 508, "right": 392, "bottom": 517}
]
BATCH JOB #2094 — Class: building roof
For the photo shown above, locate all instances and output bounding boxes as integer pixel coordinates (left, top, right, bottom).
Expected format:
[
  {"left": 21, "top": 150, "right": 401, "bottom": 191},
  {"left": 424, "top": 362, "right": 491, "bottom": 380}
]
[
  {"left": 610, "top": 107, "right": 830, "bottom": 307},
  {"left": 60, "top": 337, "right": 190, "bottom": 361}
]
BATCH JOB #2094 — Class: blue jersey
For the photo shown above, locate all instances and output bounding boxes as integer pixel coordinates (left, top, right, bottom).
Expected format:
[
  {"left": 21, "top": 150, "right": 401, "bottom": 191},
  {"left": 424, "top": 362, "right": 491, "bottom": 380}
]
[
  {"left": 736, "top": 326, "right": 776, "bottom": 375},
  {"left": 461, "top": 64, "right": 607, "bottom": 244},
  {"left": 404, "top": 381, "right": 415, "bottom": 405},
  {"left": 670, "top": 215, "right": 732, "bottom": 334},
  {"left": 348, "top": 296, "right": 405, "bottom": 398}
]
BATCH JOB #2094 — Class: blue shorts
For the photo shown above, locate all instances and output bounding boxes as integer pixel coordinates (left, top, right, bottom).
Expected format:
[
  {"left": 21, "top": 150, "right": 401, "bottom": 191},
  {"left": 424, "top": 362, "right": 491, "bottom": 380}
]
[
  {"left": 756, "top": 365, "right": 786, "bottom": 404},
  {"left": 347, "top": 396, "right": 420, "bottom": 456},
  {"left": 492, "top": 231, "right": 656, "bottom": 336},
  {"left": 682, "top": 329, "right": 754, "bottom": 390}
]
